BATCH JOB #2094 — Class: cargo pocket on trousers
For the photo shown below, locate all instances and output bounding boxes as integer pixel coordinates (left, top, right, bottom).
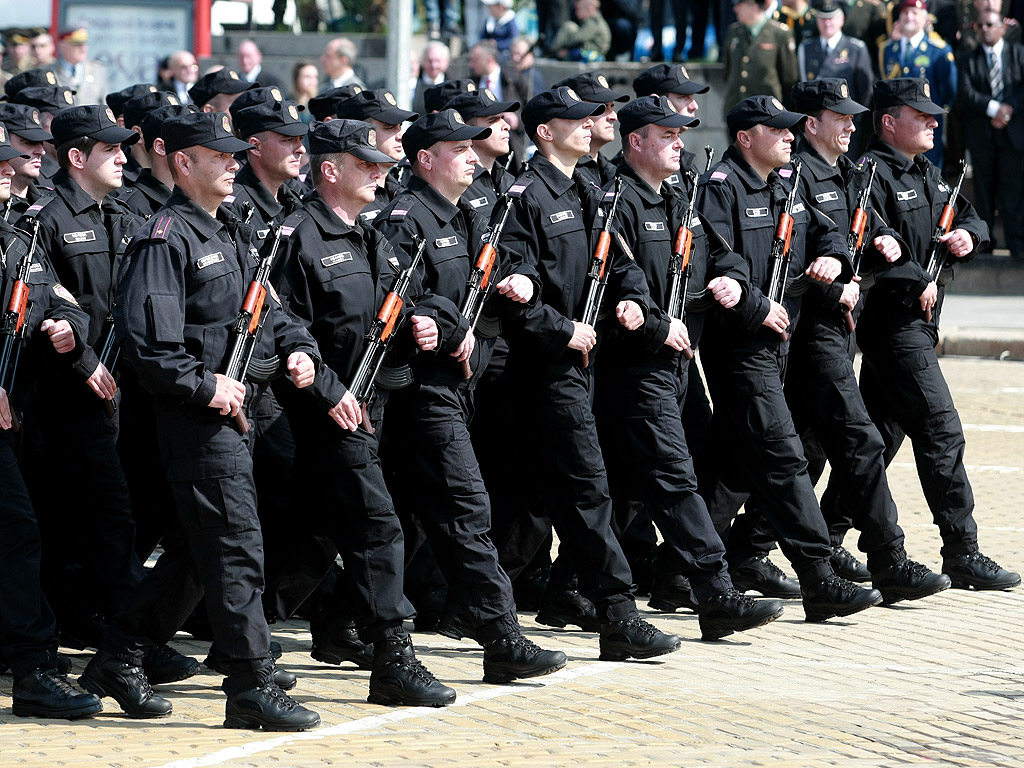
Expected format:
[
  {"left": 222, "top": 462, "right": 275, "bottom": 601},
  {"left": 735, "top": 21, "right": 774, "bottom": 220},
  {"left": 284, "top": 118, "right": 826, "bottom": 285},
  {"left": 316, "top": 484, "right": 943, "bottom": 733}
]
[{"left": 165, "top": 450, "right": 250, "bottom": 533}]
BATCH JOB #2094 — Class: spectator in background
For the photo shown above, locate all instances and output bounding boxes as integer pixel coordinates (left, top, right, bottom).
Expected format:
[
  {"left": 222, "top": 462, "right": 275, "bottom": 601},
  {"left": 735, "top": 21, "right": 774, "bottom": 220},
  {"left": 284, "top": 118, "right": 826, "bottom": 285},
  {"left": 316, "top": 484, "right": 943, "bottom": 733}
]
[
  {"left": 774, "top": 0, "right": 816, "bottom": 45},
  {"left": 470, "top": 40, "right": 528, "bottom": 158},
  {"left": 650, "top": 0, "right": 709, "bottom": 62},
  {"left": 321, "top": 37, "right": 366, "bottom": 90},
  {"left": 412, "top": 42, "right": 450, "bottom": 116},
  {"left": 238, "top": 39, "right": 283, "bottom": 89},
  {"left": 841, "top": 0, "right": 888, "bottom": 77},
  {"left": 481, "top": 0, "right": 521, "bottom": 57},
  {"left": 158, "top": 50, "right": 199, "bottom": 104},
  {"left": 424, "top": 0, "right": 462, "bottom": 40},
  {"left": 3, "top": 29, "right": 33, "bottom": 74},
  {"left": 602, "top": 0, "right": 642, "bottom": 60},
  {"left": 510, "top": 36, "right": 546, "bottom": 99},
  {"left": 292, "top": 61, "right": 319, "bottom": 122},
  {"left": 30, "top": 31, "right": 55, "bottom": 68},
  {"left": 550, "top": 0, "right": 613, "bottom": 61},
  {"left": 538, "top": 1, "right": 572, "bottom": 56},
  {"left": 879, "top": 0, "right": 957, "bottom": 167},
  {"left": 958, "top": 9, "right": 1024, "bottom": 258},
  {"left": 722, "top": 0, "right": 798, "bottom": 116},
  {"left": 50, "top": 26, "right": 108, "bottom": 105}
]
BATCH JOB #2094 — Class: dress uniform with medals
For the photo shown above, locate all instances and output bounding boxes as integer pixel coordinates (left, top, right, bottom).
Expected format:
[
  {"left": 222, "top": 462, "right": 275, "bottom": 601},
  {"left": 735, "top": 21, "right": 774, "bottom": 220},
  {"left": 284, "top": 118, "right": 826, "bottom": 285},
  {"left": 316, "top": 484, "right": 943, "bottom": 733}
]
[{"left": 723, "top": 0, "right": 800, "bottom": 116}]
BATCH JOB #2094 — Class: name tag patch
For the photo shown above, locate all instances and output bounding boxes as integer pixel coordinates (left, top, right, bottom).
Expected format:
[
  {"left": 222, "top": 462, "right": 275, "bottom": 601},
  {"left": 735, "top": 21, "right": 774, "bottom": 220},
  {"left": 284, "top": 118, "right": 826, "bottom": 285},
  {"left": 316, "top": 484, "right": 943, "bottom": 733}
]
[
  {"left": 644, "top": 221, "right": 665, "bottom": 231},
  {"left": 360, "top": 209, "right": 381, "bottom": 221},
  {"left": 196, "top": 252, "right": 224, "bottom": 270},
  {"left": 896, "top": 189, "right": 918, "bottom": 201},
  {"left": 745, "top": 207, "right": 769, "bottom": 218},
  {"left": 435, "top": 236, "right": 458, "bottom": 248},
  {"left": 549, "top": 210, "right": 575, "bottom": 223},
  {"left": 29, "top": 262, "right": 44, "bottom": 272},
  {"left": 321, "top": 252, "right": 352, "bottom": 267},
  {"left": 63, "top": 230, "right": 96, "bottom": 244},
  {"left": 815, "top": 191, "right": 839, "bottom": 203},
  {"left": 792, "top": 202, "right": 805, "bottom": 214},
  {"left": 256, "top": 229, "right": 270, "bottom": 240},
  {"left": 468, "top": 196, "right": 488, "bottom": 208},
  {"left": 666, "top": 174, "right": 680, "bottom": 185}
]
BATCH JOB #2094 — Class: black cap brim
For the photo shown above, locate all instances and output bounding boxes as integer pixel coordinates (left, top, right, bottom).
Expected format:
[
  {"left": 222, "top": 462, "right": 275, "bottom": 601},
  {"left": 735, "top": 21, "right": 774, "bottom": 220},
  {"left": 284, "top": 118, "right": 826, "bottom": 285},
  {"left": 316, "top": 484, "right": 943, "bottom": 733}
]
[
  {"left": 268, "top": 121, "right": 309, "bottom": 137},
  {"left": 560, "top": 101, "right": 606, "bottom": 121},
  {"left": 671, "top": 80, "right": 710, "bottom": 96},
  {"left": 584, "top": 86, "right": 630, "bottom": 103},
  {"left": 905, "top": 99, "right": 946, "bottom": 116},
  {"left": 762, "top": 109, "right": 807, "bottom": 129},
  {"left": 445, "top": 124, "right": 491, "bottom": 142},
  {"left": 202, "top": 136, "right": 255, "bottom": 153},
  {"left": 11, "top": 126, "right": 52, "bottom": 142},
  {"left": 375, "top": 107, "right": 419, "bottom": 125},
  {"left": 827, "top": 97, "right": 869, "bottom": 115},
  {"left": 473, "top": 99, "right": 522, "bottom": 117},
  {"left": 0, "top": 146, "right": 30, "bottom": 162},
  {"left": 93, "top": 125, "right": 141, "bottom": 145},
  {"left": 350, "top": 145, "right": 397, "bottom": 163},
  {"left": 656, "top": 113, "right": 700, "bottom": 129}
]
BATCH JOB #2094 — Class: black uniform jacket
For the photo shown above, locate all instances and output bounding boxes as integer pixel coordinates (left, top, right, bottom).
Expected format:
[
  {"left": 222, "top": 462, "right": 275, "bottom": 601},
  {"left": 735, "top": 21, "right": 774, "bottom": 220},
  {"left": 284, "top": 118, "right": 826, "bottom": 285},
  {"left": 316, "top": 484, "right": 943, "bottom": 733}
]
[
  {"left": 114, "top": 189, "right": 319, "bottom": 408},
  {"left": 115, "top": 168, "right": 173, "bottom": 220}
]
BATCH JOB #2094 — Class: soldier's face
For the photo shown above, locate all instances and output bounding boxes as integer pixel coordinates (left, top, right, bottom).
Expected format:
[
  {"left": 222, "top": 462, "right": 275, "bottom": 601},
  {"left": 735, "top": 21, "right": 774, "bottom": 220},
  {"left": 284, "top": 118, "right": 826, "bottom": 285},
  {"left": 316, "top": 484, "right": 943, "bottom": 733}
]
[
  {"left": 748, "top": 124, "right": 793, "bottom": 168},
  {"left": 900, "top": 8, "right": 927, "bottom": 36},
  {"left": 369, "top": 119, "right": 404, "bottom": 161},
  {"left": 184, "top": 147, "right": 240, "bottom": 198},
  {"left": 471, "top": 113, "right": 510, "bottom": 159},
  {"left": 638, "top": 124, "right": 684, "bottom": 178},
  {"left": 666, "top": 92, "right": 698, "bottom": 118},
  {"left": 591, "top": 102, "right": 618, "bottom": 146},
  {"left": 336, "top": 152, "right": 383, "bottom": 204},
  {"left": 9, "top": 133, "right": 44, "bottom": 181},
  {"left": 889, "top": 105, "right": 937, "bottom": 154},
  {"left": 547, "top": 116, "right": 593, "bottom": 157},
  {"left": 250, "top": 130, "right": 306, "bottom": 181},
  {"left": 816, "top": 14, "right": 843, "bottom": 39},
  {"left": 81, "top": 141, "right": 127, "bottom": 193},
  {"left": 421, "top": 139, "right": 478, "bottom": 197},
  {"left": 0, "top": 160, "right": 13, "bottom": 202},
  {"left": 810, "top": 109, "right": 855, "bottom": 156}
]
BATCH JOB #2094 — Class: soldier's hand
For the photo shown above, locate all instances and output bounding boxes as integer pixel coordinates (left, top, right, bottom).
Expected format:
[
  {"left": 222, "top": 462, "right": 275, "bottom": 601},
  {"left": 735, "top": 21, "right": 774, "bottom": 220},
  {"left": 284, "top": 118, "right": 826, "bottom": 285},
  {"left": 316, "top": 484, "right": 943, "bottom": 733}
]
[
  {"left": 940, "top": 228, "right": 974, "bottom": 258},
  {"left": 497, "top": 273, "right": 533, "bottom": 303},
  {"left": 664, "top": 317, "right": 691, "bottom": 352},
  {"left": 762, "top": 300, "right": 790, "bottom": 334},
  {"left": 287, "top": 352, "right": 316, "bottom": 389},
  {"left": 806, "top": 256, "right": 842, "bottom": 283},
  {"left": 568, "top": 321, "right": 597, "bottom": 352},
  {"left": 874, "top": 234, "right": 902, "bottom": 262},
  {"left": 86, "top": 362, "right": 117, "bottom": 401},
  {"left": 839, "top": 281, "right": 861, "bottom": 311},
  {"left": 708, "top": 276, "right": 742, "bottom": 308},
  {"left": 40, "top": 318, "right": 76, "bottom": 353},
  {"left": 615, "top": 300, "right": 644, "bottom": 330},
  {"left": 0, "top": 387, "right": 11, "bottom": 431},
  {"left": 919, "top": 281, "right": 938, "bottom": 314},
  {"left": 452, "top": 330, "right": 475, "bottom": 362},
  {"left": 329, "top": 391, "right": 361, "bottom": 432},
  {"left": 411, "top": 315, "right": 439, "bottom": 351},
  {"left": 209, "top": 374, "right": 245, "bottom": 416}
]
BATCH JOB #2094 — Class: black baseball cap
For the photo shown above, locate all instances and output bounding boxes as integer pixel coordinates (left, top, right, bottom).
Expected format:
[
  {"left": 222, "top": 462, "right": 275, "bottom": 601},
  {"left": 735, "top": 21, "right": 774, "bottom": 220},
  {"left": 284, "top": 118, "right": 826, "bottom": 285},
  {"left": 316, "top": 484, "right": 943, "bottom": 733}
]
[
  {"left": 633, "top": 63, "right": 710, "bottom": 97},
  {"left": 229, "top": 86, "right": 307, "bottom": 138},
  {"left": 870, "top": 77, "right": 945, "bottom": 115},
  {"left": 3, "top": 68, "right": 59, "bottom": 99},
  {"left": 50, "top": 105, "right": 140, "bottom": 146},
  {"left": 0, "top": 121, "right": 30, "bottom": 163},
  {"left": 402, "top": 109, "right": 490, "bottom": 157},
  {"left": 308, "top": 85, "right": 363, "bottom": 121},
  {"left": 10, "top": 86, "right": 76, "bottom": 114},
  {"left": 813, "top": 0, "right": 844, "bottom": 18},
  {"left": 162, "top": 112, "right": 254, "bottom": 154},
  {"left": 308, "top": 119, "right": 395, "bottom": 163},
  {"left": 141, "top": 104, "right": 199, "bottom": 150},
  {"left": 791, "top": 78, "right": 867, "bottom": 115},
  {"left": 106, "top": 83, "right": 159, "bottom": 118},
  {"left": 123, "top": 91, "right": 181, "bottom": 131},
  {"left": 423, "top": 79, "right": 477, "bottom": 113},
  {"left": 553, "top": 72, "right": 630, "bottom": 103},
  {"left": 445, "top": 88, "right": 520, "bottom": 120},
  {"left": 189, "top": 68, "right": 258, "bottom": 108},
  {"left": 0, "top": 103, "right": 52, "bottom": 141},
  {"left": 522, "top": 87, "right": 606, "bottom": 139},
  {"left": 334, "top": 88, "right": 418, "bottom": 125},
  {"left": 618, "top": 95, "right": 699, "bottom": 136},
  {"left": 727, "top": 95, "right": 806, "bottom": 134}
]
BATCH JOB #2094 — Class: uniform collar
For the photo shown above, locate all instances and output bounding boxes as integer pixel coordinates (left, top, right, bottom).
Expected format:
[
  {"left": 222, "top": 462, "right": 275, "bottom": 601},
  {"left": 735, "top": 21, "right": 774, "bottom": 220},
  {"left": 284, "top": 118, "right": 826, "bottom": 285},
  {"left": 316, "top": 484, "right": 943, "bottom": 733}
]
[
  {"left": 166, "top": 187, "right": 227, "bottom": 240},
  {"left": 234, "top": 162, "right": 283, "bottom": 219},
  {"left": 866, "top": 137, "right": 917, "bottom": 175},
  {"left": 722, "top": 145, "right": 770, "bottom": 193},
  {"left": 618, "top": 163, "right": 664, "bottom": 206},
  {"left": 307, "top": 195, "right": 361, "bottom": 237},
  {"left": 795, "top": 136, "right": 843, "bottom": 183},
  {"left": 528, "top": 153, "right": 575, "bottom": 197},
  {"left": 134, "top": 168, "right": 171, "bottom": 202},
  {"left": 52, "top": 169, "right": 102, "bottom": 215},
  {"left": 406, "top": 174, "right": 459, "bottom": 225}
]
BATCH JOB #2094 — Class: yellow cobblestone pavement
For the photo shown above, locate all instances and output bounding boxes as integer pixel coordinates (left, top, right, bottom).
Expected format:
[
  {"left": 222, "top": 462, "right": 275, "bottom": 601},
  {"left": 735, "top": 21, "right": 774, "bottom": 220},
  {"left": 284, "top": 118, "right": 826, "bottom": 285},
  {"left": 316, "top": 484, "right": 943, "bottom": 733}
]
[{"left": 2, "top": 357, "right": 1022, "bottom": 768}]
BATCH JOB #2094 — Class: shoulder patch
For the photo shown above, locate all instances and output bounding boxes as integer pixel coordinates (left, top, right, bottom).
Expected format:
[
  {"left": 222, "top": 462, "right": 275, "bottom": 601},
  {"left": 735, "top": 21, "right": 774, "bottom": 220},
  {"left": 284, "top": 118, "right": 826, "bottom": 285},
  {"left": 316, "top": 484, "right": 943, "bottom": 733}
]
[
  {"left": 508, "top": 175, "right": 534, "bottom": 196},
  {"left": 151, "top": 215, "right": 174, "bottom": 240},
  {"left": 280, "top": 211, "right": 305, "bottom": 238},
  {"left": 709, "top": 169, "right": 730, "bottom": 183},
  {"left": 615, "top": 232, "right": 634, "bottom": 260},
  {"left": 53, "top": 284, "right": 79, "bottom": 305}
]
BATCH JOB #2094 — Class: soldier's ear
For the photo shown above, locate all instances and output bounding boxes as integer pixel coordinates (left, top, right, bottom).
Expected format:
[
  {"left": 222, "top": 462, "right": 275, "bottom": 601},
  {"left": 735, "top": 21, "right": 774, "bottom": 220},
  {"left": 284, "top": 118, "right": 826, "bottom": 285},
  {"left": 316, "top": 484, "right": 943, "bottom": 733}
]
[{"left": 535, "top": 122, "right": 554, "bottom": 143}]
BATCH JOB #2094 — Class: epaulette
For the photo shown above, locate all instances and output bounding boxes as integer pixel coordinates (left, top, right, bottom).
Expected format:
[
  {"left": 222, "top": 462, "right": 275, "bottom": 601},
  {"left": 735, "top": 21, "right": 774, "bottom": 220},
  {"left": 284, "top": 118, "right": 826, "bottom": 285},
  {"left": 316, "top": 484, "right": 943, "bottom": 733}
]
[
  {"left": 927, "top": 30, "right": 949, "bottom": 48},
  {"left": 21, "top": 197, "right": 53, "bottom": 220},
  {"left": 507, "top": 174, "right": 533, "bottom": 197},
  {"left": 279, "top": 210, "right": 305, "bottom": 238},
  {"left": 387, "top": 195, "right": 417, "bottom": 222},
  {"left": 848, "top": 37, "right": 867, "bottom": 49},
  {"left": 149, "top": 214, "right": 175, "bottom": 241},
  {"left": 707, "top": 168, "right": 731, "bottom": 184}
]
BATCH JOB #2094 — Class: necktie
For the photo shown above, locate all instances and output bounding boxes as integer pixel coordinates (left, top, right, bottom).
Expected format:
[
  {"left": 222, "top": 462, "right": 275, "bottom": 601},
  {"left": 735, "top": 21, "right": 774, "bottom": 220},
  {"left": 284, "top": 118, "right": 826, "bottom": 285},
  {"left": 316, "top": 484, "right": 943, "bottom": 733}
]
[
  {"left": 990, "top": 50, "right": 1005, "bottom": 102},
  {"left": 900, "top": 39, "right": 908, "bottom": 66}
]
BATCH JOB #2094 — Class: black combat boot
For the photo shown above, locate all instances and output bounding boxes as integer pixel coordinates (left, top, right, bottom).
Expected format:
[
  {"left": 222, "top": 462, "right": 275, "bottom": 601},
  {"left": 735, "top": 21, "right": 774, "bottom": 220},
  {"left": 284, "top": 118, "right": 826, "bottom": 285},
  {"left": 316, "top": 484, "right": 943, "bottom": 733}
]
[
  {"left": 224, "top": 683, "right": 320, "bottom": 731},
  {"left": 535, "top": 587, "right": 601, "bottom": 631},
  {"left": 598, "top": 617, "right": 680, "bottom": 661},
  {"left": 697, "top": 588, "right": 784, "bottom": 640},
  {"left": 873, "top": 559, "right": 951, "bottom": 604},
  {"left": 12, "top": 668, "right": 103, "bottom": 719},
  {"left": 801, "top": 576, "right": 882, "bottom": 622},
  {"left": 729, "top": 555, "right": 802, "bottom": 598},
  {"left": 482, "top": 631, "right": 567, "bottom": 683},
  {"left": 367, "top": 635, "right": 457, "bottom": 707},
  {"left": 142, "top": 644, "right": 200, "bottom": 685},
  {"left": 648, "top": 574, "right": 699, "bottom": 613},
  {"left": 942, "top": 552, "right": 1021, "bottom": 590},
  {"left": 310, "top": 619, "right": 374, "bottom": 670},
  {"left": 830, "top": 546, "right": 871, "bottom": 582},
  {"left": 79, "top": 650, "right": 172, "bottom": 718}
]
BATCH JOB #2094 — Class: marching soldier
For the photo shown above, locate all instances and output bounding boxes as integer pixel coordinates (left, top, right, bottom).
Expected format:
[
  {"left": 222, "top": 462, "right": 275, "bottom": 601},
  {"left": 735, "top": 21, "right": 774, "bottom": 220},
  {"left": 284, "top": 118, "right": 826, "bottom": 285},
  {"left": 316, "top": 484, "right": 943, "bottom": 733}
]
[
  {"left": 0, "top": 103, "right": 53, "bottom": 221},
  {"left": 552, "top": 72, "right": 629, "bottom": 188}
]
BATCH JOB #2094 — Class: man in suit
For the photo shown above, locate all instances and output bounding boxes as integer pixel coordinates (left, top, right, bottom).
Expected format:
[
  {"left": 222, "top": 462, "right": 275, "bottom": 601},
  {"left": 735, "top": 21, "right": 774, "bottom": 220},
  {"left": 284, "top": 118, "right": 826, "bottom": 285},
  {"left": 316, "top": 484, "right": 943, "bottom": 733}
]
[
  {"left": 468, "top": 41, "right": 527, "bottom": 161},
  {"left": 412, "top": 42, "right": 450, "bottom": 117},
  {"left": 237, "top": 39, "right": 283, "bottom": 90},
  {"left": 959, "top": 9, "right": 1024, "bottom": 258},
  {"left": 799, "top": 0, "right": 875, "bottom": 155}
]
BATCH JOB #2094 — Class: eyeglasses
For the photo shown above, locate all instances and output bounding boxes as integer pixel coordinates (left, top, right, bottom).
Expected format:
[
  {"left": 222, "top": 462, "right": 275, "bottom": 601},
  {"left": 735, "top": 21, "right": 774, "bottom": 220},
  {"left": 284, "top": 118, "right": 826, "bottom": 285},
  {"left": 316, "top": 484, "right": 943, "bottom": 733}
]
[{"left": 978, "top": 21, "right": 1003, "bottom": 28}]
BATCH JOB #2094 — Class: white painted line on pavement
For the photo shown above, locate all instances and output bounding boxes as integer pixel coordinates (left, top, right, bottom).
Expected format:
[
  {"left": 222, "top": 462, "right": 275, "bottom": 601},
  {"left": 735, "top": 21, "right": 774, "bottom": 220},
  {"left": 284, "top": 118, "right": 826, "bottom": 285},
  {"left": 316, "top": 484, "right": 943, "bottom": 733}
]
[
  {"left": 962, "top": 423, "right": 1024, "bottom": 433},
  {"left": 890, "top": 461, "right": 1021, "bottom": 473},
  {"left": 154, "top": 659, "right": 623, "bottom": 768}
]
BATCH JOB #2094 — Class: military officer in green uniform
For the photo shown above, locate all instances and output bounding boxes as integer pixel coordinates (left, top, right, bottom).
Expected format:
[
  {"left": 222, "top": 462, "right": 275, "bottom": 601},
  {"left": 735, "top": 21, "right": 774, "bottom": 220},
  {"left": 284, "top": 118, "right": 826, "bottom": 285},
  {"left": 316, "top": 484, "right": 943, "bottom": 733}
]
[{"left": 723, "top": 0, "right": 800, "bottom": 117}]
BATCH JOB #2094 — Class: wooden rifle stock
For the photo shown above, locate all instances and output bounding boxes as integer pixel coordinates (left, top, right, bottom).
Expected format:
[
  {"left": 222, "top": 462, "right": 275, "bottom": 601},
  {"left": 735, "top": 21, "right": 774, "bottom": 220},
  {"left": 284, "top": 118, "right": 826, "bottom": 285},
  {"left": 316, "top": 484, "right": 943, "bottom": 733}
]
[
  {"left": 0, "top": 219, "right": 42, "bottom": 432},
  {"left": 843, "top": 159, "right": 877, "bottom": 334},
  {"left": 767, "top": 160, "right": 803, "bottom": 341},
  {"left": 923, "top": 160, "right": 967, "bottom": 322},
  {"left": 579, "top": 177, "right": 624, "bottom": 368}
]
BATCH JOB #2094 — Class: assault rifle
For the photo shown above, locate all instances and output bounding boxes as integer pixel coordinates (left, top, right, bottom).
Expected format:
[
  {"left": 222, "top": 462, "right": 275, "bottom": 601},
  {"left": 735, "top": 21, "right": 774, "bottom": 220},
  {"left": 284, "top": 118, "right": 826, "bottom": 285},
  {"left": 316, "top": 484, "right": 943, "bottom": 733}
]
[
  {"left": 578, "top": 176, "right": 624, "bottom": 368},
  {"left": 766, "top": 159, "right": 803, "bottom": 342},
  {"left": 922, "top": 159, "right": 967, "bottom": 322},
  {"left": 0, "top": 219, "right": 42, "bottom": 432},
  {"left": 843, "top": 158, "right": 877, "bottom": 333},
  {"left": 349, "top": 235, "right": 426, "bottom": 433}
]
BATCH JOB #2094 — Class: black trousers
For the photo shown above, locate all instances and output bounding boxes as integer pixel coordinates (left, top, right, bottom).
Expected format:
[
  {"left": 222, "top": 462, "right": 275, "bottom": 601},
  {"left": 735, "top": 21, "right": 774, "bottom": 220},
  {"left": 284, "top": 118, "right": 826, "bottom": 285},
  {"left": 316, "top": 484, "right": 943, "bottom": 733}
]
[
  {"left": 851, "top": 308, "right": 979, "bottom": 558},
  {"left": 0, "top": 429, "right": 60, "bottom": 678},
  {"left": 384, "top": 381, "right": 518, "bottom": 644},
  {"left": 511, "top": 360, "right": 639, "bottom": 623},
  {"left": 967, "top": 126, "right": 1024, "bottom": 256},
  {"left": 596, "top": 356, "right": 732, "bottom": 603},
  {"left": 289, "top": 406, "right": 414, "bottom": 644},
  {"left": 700, "top": 335, "right": 834, "bottom": 583},
  {"left": 106, "top": 405, "right": 273, "bottom": 694}
]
